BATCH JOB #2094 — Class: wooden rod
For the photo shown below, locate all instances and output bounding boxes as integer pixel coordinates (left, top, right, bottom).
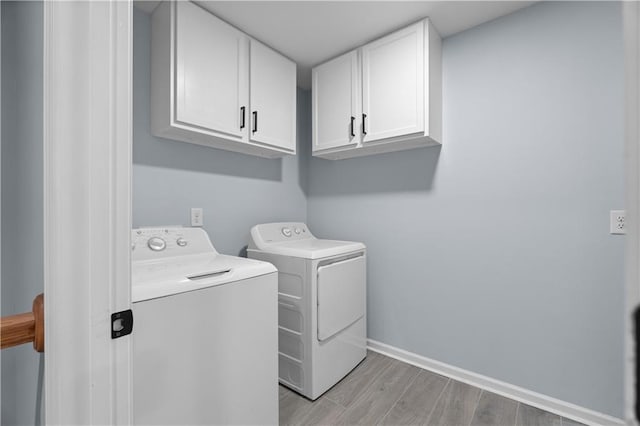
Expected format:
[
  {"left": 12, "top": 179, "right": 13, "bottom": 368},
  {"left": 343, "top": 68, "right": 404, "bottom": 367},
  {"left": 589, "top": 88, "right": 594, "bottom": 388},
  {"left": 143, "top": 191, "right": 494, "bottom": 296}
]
[
  {"left": 33, "top": 294, "right": 44, "bottom": 352},
  {"left": 1, "top": 312, "right": 35, "bottom": 349},
  {"left": 1, "top": 293, "right": 44, "bottom": 352}
]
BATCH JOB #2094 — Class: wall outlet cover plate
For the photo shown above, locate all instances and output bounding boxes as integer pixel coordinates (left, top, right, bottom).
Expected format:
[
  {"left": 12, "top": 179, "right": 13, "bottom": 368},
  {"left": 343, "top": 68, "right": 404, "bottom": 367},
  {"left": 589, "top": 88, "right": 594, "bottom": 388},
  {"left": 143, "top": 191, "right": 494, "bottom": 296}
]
[
  {"left": 191, "top": 207, "right": 204, "bottom": 227},
  {"left": 610, "top": 210, "right": 626, "bottom": 235}
]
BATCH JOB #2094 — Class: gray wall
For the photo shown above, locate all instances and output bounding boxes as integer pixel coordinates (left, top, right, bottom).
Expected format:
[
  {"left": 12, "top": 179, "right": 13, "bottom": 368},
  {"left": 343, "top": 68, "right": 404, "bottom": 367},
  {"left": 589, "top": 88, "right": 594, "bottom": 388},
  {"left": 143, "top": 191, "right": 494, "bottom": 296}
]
[
  {"left": 307, "top": 1, "right": 624, "bottom": 417},
  {"left": 1, "top": 2, "right": 44, "bottom": 425},
  {"left": 132, "top": 9, "right": 308, "bottom": 255}
]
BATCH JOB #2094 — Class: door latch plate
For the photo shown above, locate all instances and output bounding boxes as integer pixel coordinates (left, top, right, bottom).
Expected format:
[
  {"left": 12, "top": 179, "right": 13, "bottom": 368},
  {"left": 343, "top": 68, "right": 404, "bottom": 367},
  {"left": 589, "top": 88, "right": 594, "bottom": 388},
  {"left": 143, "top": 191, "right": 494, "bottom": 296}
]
[{"left": 111, "top": 309, "right": 133, "bottom": 339}]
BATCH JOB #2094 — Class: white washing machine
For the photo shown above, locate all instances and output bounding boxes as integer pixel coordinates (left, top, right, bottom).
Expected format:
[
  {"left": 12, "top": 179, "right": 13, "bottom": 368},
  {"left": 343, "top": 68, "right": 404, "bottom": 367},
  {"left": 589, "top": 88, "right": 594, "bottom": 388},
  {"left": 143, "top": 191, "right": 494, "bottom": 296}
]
[
  {"left": 131, "top": 227, "right": 278, "bottom": 425},
  {"left": 248, "top": 222, "right": 366, "bottom": 400}
]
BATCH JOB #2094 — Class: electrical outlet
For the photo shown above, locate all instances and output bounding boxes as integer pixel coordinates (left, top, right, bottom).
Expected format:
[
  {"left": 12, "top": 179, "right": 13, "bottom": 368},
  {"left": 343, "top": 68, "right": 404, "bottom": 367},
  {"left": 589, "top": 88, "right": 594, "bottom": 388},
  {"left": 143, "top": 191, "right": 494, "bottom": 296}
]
[
  {"left": 191, "top": 208, "right": 203, "bottom": 227},
  {"left": 610, "top": 210, "right": 626, "bottom": 235}
]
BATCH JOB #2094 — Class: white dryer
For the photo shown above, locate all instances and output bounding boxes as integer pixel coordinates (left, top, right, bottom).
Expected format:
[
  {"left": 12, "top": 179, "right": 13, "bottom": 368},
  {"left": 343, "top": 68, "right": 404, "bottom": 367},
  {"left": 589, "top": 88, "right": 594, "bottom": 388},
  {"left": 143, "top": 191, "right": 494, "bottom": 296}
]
[
  {"left": 132, "top": 227, "right": 278, "bottom": 425},
  {"left": 248, "top": 222, "right": 366, "bottom": 400}
]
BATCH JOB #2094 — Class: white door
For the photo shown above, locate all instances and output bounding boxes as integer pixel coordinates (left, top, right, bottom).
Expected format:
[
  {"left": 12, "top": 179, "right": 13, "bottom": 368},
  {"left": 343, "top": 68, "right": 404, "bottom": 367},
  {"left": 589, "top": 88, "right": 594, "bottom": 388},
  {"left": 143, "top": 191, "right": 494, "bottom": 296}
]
[
  {"left": 249, "top": 40, "right": 296, "bottom": 153},
  {"left": 361, "top": 21, "right": 424, "bottom": 143},
  {"left": 317, "top": 256, "right": 366, "bottom": 341},
  {"left": 175, "top": 1, "right": 247, "bottom": 138},
  {"left": 312, "top": 51, "right": 360, "bottom": 153}
]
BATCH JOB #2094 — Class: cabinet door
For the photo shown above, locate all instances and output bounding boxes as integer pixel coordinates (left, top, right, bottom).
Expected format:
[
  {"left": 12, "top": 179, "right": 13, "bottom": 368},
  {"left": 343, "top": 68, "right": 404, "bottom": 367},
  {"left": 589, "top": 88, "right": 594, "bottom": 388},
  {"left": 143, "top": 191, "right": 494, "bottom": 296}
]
[
  {"left": 312, "top": 51, "right": 359, "bottom": 153},
  {"left": 250, "top": 40, "right": 296, "bottom": 153},
  {"left": 361, "top": 21, "right": 424, "bottom": 143},
  {"left": 175, "top": 1, "right": 247, "bottom": 138}
]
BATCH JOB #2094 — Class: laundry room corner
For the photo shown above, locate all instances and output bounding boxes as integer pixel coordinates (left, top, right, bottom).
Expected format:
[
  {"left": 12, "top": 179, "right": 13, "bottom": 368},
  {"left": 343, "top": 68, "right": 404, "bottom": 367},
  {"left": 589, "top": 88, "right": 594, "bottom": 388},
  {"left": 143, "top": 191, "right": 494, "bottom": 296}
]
[
  {"left": 129, "top": 1, "right": 626, "bottom": 424},
  {"left": 0, "top": 0, "right": 634, "bottom": 424}
]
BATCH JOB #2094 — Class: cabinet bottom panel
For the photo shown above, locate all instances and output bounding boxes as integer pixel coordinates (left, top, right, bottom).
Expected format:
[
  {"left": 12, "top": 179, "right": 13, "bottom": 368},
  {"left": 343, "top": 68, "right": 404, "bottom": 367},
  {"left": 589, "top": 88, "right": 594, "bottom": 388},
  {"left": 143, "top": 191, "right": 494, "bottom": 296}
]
[
  {"left": 313, "top": 133, "right": 439, "bottom": 160},
  {"left": 152, "top": 122, "right": 294, "bottom": 158}
]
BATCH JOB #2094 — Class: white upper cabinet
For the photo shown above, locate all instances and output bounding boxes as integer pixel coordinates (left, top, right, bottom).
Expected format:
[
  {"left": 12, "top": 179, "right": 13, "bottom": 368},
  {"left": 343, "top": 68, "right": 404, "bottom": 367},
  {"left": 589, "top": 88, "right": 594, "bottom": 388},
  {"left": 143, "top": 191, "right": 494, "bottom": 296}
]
[
  {"left": 312, "top": 51, "right": 359, "bottom": 153},
  {"left": 312, "top": 19, "right": 441, "bottom": 160},
  {"left": 151, "top": 1, "right": 296, "bottom": 158},
  {"left": 174, "top": 1, "right": 246, "bottom": 139},
  {"left": 362, "top": 22, "right": 424, "bottom": 144},
  {"left": 250, "top": 40, "right": 297, "bottom": 153}
]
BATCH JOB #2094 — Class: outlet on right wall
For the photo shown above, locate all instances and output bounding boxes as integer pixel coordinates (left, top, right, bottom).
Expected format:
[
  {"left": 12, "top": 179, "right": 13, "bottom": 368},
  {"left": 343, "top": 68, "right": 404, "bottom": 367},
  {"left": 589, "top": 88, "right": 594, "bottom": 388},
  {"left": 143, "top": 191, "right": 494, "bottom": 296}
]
[{"left": 307, "top": 1, "right": 624, "bottom": 418}]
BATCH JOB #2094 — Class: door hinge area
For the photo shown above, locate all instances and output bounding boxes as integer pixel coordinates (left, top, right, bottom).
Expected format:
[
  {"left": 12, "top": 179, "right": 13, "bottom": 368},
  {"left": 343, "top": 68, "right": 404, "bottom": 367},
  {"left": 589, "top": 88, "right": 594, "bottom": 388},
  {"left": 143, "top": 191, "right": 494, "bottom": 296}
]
[{"left": 111, "top": 309, "right": 133, "bottom": 339}]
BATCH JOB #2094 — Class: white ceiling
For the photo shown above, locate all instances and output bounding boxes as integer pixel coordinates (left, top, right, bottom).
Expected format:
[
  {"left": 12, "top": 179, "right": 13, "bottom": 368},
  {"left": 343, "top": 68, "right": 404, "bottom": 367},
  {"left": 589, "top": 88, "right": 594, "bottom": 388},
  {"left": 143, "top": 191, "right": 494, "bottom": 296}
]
[{"left": 135, "top": 1, "right": 536, "bottom": 88}]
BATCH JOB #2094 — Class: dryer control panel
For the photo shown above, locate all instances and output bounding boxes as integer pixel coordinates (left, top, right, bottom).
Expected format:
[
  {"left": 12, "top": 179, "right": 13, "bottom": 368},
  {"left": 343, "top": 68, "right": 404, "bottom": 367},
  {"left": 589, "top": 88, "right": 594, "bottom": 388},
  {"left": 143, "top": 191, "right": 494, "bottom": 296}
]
[
  {"left": 249, "top": 222, "right": 314, "bottom": 248},
  {"left": 131, "top": 227, "right": 218, "bottom": 261}
]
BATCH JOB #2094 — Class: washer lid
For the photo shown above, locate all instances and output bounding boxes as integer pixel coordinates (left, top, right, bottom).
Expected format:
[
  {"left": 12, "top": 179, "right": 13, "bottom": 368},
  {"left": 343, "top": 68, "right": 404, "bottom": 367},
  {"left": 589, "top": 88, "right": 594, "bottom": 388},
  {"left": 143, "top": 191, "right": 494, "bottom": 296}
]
[
  {"left": 132, "top": 253, "right": 276, "bottom": 302},
  {"left": 248, "top": 223, "right": 365, "bottom": 259},
  {"left": 131, "top": 227, "right": 275, "bottom": 302}
]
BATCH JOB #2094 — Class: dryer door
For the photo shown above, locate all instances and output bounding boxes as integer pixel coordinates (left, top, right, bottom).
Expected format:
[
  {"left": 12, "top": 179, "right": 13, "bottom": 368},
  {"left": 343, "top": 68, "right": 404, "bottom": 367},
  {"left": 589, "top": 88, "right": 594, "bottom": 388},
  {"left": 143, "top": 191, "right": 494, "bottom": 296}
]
[{"left": 317, "top": 255, "right": 366, "bottom": 341}]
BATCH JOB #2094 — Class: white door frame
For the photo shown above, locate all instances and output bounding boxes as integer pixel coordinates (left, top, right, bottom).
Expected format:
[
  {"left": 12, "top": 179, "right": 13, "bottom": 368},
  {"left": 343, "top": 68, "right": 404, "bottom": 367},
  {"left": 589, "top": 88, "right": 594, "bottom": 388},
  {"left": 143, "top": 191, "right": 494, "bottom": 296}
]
[
  {"left": 43, "top": 1, "right": 132, "bottom": 424},
  {"left": 625, "top": 3, "right": 640, "bottom": 425}
]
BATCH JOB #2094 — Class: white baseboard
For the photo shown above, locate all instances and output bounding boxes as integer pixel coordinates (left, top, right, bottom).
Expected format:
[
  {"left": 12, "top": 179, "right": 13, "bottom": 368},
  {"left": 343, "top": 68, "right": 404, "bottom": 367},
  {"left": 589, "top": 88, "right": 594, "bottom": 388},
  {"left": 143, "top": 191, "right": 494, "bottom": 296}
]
[{"left": 367, "top": 339, "right": 624, "bottom": 426}]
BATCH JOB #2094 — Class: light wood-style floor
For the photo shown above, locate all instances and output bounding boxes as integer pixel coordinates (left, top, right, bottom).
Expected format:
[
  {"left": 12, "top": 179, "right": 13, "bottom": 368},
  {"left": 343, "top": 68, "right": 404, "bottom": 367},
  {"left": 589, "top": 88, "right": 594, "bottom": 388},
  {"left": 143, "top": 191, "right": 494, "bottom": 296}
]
[{"left": 279, "top": 351, "right": 585, "bottom": 426}]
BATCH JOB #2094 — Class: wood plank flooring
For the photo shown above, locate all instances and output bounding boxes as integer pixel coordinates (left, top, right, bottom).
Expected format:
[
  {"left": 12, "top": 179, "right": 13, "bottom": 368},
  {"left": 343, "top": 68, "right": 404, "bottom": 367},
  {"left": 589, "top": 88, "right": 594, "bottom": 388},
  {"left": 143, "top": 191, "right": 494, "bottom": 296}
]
[{"left": 279, "top": 351, "right": 585, "bottom": 426}]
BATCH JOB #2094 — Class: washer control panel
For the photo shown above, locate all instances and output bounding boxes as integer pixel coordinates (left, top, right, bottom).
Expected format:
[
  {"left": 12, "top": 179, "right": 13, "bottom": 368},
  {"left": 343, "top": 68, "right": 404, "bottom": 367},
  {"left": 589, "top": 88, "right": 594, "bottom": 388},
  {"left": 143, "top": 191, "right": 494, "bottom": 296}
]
[
  {"left": 131, "top": 227, "right": 216, "bottom": 261},
  {"left": 250, "top": 222, "right": 313, "bottom": 246}
]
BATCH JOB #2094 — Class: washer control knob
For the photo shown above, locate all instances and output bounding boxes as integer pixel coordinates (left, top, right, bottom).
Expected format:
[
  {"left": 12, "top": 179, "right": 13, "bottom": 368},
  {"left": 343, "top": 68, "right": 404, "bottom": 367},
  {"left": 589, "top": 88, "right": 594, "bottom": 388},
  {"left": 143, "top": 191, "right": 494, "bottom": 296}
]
[
  {"left": 176, "top": 238, "right": 188, "bottom": 247},
  {"left": 282, "top": 227, "right": 292, "bottom": 237},
  {"left": 294, "top": 227, "right": 301, "bottom": 234},
  {"left": 147, "top": 237, "right": 166, "bottom": 251}
]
